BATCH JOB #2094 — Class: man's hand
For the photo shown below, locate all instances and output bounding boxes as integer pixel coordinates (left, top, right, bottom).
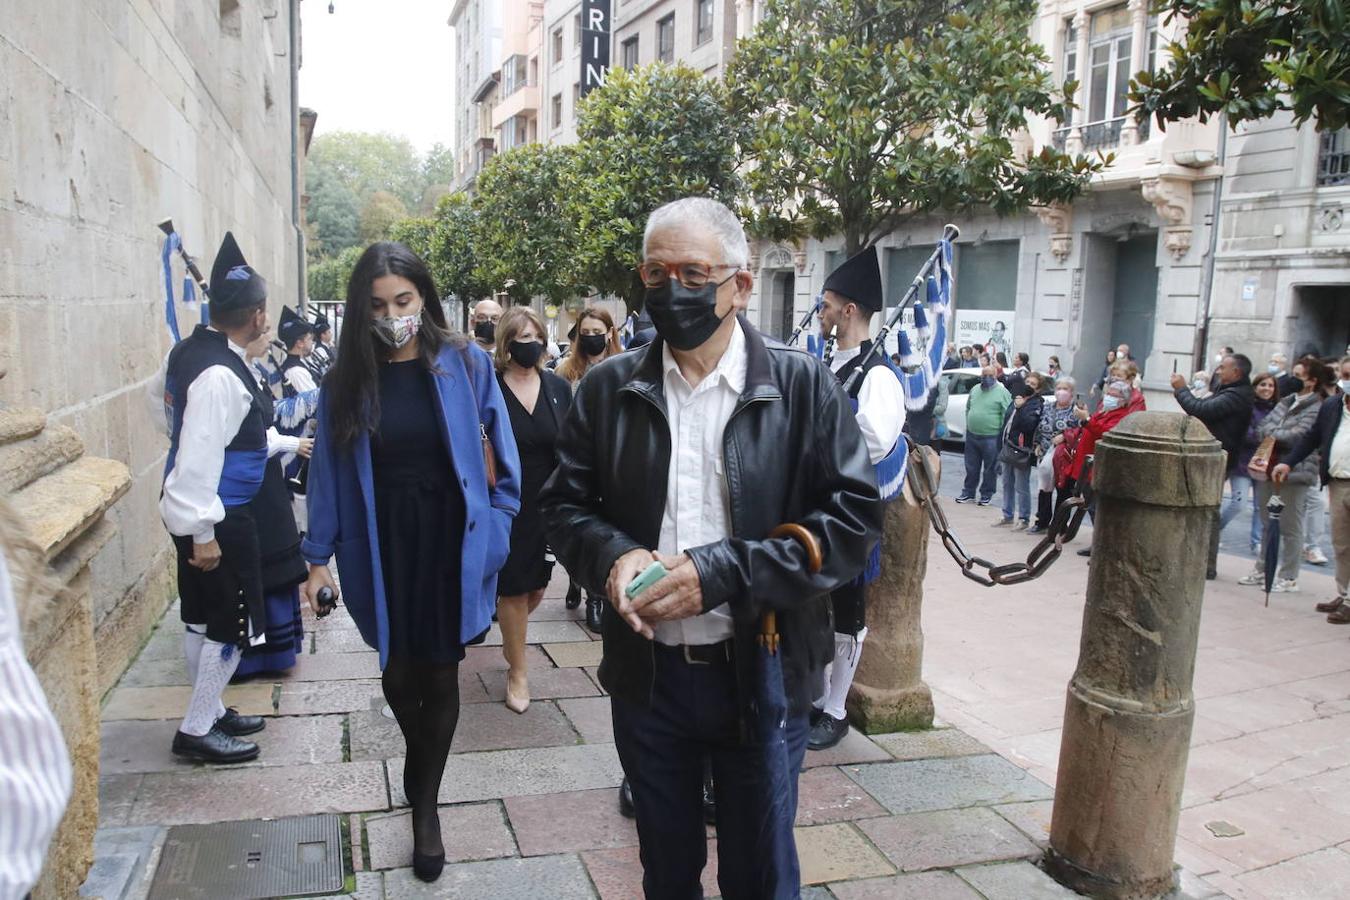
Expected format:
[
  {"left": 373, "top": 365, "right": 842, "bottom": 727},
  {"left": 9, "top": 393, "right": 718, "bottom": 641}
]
[
  {"left": 607, "top": 548, "right": 655, "bottom": 638},
  {"left": 1169, "top": 373, "right": 1187, "bottom": 391},
  {"left": 629, "top": 552, "right": 704, "bottom": 625},
  {"left": 189, "top": 539, "right": 222, "bottom": 572},
  {"left": 1271, "top": 463, "right": 1291, "bottom": 484},
  {"left": 302, "top": 564, "right": 338, "bottom": 616},
  {"left": 296, "top": 437, "right": 315, "bottom": 459}
]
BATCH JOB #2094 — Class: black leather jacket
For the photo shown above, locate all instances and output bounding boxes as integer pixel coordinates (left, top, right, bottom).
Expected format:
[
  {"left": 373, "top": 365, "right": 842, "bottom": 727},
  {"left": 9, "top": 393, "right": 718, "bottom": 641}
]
[{"left": 539, "top": 318, "right": 883, "bottom": 728}]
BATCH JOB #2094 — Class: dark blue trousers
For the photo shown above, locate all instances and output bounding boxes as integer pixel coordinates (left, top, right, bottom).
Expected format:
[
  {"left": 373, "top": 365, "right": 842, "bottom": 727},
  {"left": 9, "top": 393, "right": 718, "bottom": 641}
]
[
  {"left": 611, "top": 643, "right": 811, "bottom": 900},
  {"left": 962, "top": 433, "right": 1001, "bottom": 501}
]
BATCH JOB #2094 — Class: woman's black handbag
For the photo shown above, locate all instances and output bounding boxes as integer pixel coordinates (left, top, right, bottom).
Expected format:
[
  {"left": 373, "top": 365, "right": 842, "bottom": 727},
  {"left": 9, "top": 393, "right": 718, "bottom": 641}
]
[{"left": 999, "top": 413, "right": 1034, "bottom": 468}]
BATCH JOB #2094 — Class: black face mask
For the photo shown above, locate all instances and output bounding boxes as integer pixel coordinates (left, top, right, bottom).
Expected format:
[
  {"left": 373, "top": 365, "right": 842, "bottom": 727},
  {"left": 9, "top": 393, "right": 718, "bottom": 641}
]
[
  {"left": 578, "top": 333, "right": 608, "bottom": 358},
  {"left": 644, "top": 281, "right": 729, "bottom": 351},
  {"left": 474, "top": 320, "right": 496, "bottom": 344},
  {"left": 508, "top": 339, "right": 544, "bottom": 369}
]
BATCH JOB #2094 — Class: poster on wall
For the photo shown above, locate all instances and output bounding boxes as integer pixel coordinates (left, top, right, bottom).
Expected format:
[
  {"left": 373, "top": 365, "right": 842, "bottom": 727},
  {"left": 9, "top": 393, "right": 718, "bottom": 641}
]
[{"left": 954, "top": 310, "right": 1014, "bottom": 358}]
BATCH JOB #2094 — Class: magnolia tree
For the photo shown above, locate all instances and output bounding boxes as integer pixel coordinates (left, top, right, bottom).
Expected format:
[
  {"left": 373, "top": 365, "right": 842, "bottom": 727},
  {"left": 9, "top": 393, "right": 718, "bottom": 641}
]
[{"left": 729, "top": 0, "right": 1104, "bottom": 256}]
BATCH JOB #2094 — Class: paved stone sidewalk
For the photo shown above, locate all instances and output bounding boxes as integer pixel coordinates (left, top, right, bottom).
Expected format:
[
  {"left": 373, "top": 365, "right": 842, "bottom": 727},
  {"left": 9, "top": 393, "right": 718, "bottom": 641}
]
[{"left": 87, "top": 565, "right": 1121, "bottom": 900}]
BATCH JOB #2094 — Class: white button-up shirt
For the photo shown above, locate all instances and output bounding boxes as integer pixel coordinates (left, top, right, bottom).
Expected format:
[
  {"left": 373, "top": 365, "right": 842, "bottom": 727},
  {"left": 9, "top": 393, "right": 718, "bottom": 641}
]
[
  {"left": 652, "top": 320, "right": 747, "bottom": 646},
  {"left": 829, "top": 344, "right": 905, "bottom": 465},
  {"left": 1329, "top": 400, "right": 1350, "bottom": 479}
]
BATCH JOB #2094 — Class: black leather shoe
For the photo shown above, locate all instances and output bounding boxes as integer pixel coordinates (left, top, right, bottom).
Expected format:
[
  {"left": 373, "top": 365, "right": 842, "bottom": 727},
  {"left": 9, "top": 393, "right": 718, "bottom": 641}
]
[
  {"left": 618, "top": 776, "right": 635, "bottom": 819},
  {"left": 702, "top": 771, "right": 716, "bottom": 825},
  {"left": 216, "top": 707, "right": 265, "bottom": 737},
  {"left": 172, "top": 726, "right": 259, "bottom": 764},
  {"left": 807, "top": 713, "right": 849, "bottom": 751},
  {"left": 585, "top": 594, "right": 604, "bottom": 634},
  {"left": 1077, "top": 548, "right": 1091, "bottom": 558},
  {"left": 565, "top": 581, "right": 582, "bottom": 610},
  {"left": 412, "top": 850, "right": 445, "bottom": 882}
]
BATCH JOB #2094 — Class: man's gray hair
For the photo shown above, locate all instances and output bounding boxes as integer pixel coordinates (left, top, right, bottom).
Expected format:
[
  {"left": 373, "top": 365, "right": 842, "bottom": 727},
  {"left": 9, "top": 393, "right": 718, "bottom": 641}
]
[{"left": 643, "top": 197, "right": 749, "bottom": 268}]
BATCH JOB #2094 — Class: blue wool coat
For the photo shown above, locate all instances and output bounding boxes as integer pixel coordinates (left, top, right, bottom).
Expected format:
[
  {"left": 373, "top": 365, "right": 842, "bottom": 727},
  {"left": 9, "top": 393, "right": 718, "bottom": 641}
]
[{"left": 302, "top": 343, "right": 521, "bottom": 666}]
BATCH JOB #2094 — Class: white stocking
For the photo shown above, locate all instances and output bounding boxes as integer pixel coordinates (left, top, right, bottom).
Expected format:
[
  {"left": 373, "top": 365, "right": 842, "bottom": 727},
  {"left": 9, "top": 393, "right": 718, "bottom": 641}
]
[
  {"left": 821, "top": 628, "right": 867, "bottom": 721},
  {"left": 181, "top": 639, "right": 240, "bottom": 736},
  {"left": 183, "top": 625, "right": 226, "bottom": 721}
]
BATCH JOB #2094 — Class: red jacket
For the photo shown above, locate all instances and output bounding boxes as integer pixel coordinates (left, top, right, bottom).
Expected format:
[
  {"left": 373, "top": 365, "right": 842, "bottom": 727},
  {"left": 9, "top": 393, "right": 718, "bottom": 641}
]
[{"left": 1062, "top": 404, "right": 1134, "bottom": 483}]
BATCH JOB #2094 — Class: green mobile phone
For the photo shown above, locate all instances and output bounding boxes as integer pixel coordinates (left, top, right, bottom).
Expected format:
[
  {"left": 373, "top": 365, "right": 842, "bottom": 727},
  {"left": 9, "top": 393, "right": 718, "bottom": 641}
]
[{"left": 625, "top": 561, "right": 668, "bottom": 600}]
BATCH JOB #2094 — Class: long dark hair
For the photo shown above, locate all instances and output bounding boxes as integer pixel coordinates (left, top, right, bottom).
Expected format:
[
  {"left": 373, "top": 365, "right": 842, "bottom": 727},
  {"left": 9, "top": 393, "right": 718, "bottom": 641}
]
[{"left": 325, "top": 242, "right": 466, "bottom": 447}]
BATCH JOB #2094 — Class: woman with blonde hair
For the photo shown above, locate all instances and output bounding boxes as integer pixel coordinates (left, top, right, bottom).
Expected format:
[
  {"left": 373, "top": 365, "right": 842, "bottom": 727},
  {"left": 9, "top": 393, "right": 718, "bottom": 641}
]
[
  {"left": 494, "top": 306, "right": 572, "bottom": 712},
  {"left": 556, "top": 306, "right": 620, "bottom": 630}
]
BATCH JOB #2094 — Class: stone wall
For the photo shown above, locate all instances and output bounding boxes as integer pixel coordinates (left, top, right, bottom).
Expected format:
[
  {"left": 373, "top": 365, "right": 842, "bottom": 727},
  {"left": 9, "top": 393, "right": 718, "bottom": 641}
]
[{"left": 0, "top": 0, "right": 303, "bottom": 697}]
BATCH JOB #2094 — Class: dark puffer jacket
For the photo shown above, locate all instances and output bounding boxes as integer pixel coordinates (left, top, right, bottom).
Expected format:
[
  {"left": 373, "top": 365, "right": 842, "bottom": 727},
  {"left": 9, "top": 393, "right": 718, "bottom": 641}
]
[{"left": 1174, "top": 378, "right": 1256, "bottom": 472}]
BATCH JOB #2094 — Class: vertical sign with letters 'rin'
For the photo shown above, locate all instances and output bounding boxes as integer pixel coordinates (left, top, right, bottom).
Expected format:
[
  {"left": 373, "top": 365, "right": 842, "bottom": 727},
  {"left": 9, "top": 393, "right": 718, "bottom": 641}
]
[{"left": 580, "top": 0, "right": 611, "bottom": 97}]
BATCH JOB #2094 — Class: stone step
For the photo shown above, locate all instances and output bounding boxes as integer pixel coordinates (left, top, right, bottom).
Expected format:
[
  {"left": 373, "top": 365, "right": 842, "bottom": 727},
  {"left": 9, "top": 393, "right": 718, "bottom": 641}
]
[
  {"left": 0, "top": 421, "right": 83, "bottom": 493},
  {"left": 0, "top": 406, "right": 46, "bottom": 445},
  {"left": 12, "top": 454, "right": 131, "bottom": 556}
]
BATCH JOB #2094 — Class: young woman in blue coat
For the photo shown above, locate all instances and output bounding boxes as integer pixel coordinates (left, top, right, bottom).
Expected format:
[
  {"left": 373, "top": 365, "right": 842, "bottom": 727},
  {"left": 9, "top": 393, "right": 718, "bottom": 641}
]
[{"left": 302, "top": 243, "right": 520, "bottom": 883}]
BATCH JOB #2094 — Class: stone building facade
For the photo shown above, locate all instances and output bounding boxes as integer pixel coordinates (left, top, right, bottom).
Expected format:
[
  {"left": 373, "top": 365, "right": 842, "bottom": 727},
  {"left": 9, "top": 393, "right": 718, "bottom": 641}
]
[{"left": 0, "top": 5, "right": 306, "bottom": 886}]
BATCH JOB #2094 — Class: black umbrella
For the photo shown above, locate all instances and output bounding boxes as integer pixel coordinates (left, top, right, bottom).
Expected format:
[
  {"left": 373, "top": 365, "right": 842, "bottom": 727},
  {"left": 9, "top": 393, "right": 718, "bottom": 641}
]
[{"left": 1262, "top": 491, "right": 1285, "bottom": 607}]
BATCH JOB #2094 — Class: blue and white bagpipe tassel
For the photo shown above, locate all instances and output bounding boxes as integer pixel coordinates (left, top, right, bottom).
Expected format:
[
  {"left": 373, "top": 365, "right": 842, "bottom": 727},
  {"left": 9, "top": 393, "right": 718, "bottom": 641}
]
[
  {"left": 160, "top": 231, "right": 200, "bottom": 343},
  {"left": 896, "top": 330, "right": 931, "bottom": 413},
  {"left": 275, "top": 388, "right": 322, "bottom": 432}
]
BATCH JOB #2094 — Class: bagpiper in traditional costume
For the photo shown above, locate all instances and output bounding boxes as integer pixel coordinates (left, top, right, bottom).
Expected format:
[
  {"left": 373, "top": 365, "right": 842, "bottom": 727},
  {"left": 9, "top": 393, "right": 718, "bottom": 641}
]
[
  {"left": 809, "top": 245, "right": 907, "bottom": 750},
  {"left": 159, "top": 232, "right": 276, "bottom": 763}
]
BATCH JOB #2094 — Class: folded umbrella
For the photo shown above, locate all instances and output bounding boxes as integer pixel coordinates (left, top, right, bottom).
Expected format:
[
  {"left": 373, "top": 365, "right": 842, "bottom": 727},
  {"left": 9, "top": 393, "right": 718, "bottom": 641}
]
[{"left": 1263, "top": 491, "right": 1285, "bottom": 608}]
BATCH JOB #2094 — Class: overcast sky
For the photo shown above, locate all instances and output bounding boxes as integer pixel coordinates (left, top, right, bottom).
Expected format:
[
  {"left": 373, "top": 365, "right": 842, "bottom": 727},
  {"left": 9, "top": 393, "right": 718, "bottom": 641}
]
[{"left": 299, "top": 1, "right": 455, "bottom": 152}]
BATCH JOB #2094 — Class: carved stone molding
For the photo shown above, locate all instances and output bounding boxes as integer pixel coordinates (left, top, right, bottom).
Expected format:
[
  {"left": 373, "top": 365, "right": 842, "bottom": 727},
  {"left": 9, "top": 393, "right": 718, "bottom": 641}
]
[
  {"left": 763, "top": 245, "right": 794, "bottom": 270},
  {"left": 1140, "top": 176, "right": 1195, "bottom": 260},
  {"left": 1034, "top": 204, "right": 1073, "bottom": 263}
]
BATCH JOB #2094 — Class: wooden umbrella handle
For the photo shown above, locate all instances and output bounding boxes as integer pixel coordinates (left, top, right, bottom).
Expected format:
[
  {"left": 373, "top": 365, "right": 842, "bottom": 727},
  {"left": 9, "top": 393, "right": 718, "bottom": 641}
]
[
  {"left": 770, "top": 523, "right": 823, "bottom": 574},
  {"left": 760, "top": 524, "right": 825, "bottom": 654}
]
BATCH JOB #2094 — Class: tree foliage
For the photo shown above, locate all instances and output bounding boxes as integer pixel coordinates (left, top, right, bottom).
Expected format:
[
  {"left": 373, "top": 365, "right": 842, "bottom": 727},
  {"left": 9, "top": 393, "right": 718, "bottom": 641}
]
[
  {"left": 305, "top": 165, "right": 361, "bottom": 261},
  {"left": 471, "top": 144, "right": 586, "bottom": 304},
  {"left": 359, "top": 191, "right": 409, "bottom": 244},
  {"left": 306, "top": 245, "right": 364, "bottom": 303},
  {"left": 728, "top": 0, "right": 1103, "bottom": 255},
  {"left": 308, "top": 131, "right": 425, "bottom": 208},
  {"left": 1133, "top": 0, "right": 1350, "bottom": 132},
  {"left": 566, "top": 63, "right": 743, "bottom": 307},
  {"left": 390, "top": 194, "right": 492, "bottom": 305}
]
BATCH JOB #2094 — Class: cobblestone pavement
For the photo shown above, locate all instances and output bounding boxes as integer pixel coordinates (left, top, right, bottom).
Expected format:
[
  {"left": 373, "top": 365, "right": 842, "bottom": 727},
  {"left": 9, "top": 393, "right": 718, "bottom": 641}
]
[{"left": 83, "top": 447, "right": 1350, "bottom": 898}]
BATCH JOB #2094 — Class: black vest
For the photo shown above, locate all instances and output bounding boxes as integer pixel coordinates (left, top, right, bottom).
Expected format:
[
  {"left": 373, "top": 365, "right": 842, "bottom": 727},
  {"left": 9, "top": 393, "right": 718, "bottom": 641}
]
[
  {"left": 164, "top": 325, "right": 272, "bottom": 507},
  {"left": 280, "top": 354, "right": 309, "bottom": 399},
  {"left": 832, "top": 340, "right": 890, "bottom": 401}
]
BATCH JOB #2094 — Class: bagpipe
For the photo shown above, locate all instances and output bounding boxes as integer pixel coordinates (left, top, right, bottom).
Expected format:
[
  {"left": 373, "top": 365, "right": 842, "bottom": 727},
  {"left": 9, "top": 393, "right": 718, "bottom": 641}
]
[{"left": 158, "top": 218, "right": 211, "bottom": 342}]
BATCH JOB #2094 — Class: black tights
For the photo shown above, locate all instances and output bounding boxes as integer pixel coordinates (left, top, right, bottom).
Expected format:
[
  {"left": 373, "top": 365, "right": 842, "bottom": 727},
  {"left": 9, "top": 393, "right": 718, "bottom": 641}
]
[{"left": 382, "top": 657, "right": 461, "bottom": 856}]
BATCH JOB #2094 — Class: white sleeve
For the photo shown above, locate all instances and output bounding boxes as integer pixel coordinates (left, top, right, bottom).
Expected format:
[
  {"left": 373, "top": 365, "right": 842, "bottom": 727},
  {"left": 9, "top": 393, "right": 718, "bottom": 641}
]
[
  {"left": 267, "top": 427, "right": 301, "bottom": 458},
  {"left": 159, "top": 366, "right": 254, "bottom": 543},
  {"left": 145, "top": 351, "right": 172, "bottom": 437},
  {"left": 856, "top": 367, "right": 906, "bottom": 465},
  {"left": 285, "top": 365, "right": 317, "bottom": 394}
]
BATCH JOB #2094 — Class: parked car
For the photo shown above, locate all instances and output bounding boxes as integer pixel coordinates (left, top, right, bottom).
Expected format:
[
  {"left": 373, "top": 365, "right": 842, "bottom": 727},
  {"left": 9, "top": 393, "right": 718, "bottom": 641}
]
[{"left": 936, "top": 367, "right": 983, "bottom": 450}]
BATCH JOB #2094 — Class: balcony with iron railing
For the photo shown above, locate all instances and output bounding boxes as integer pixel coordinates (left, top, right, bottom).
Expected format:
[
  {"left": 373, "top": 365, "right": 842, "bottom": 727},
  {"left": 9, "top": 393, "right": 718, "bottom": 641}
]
[
  {"left": 1319, "top": 128, "right": 1350, "bottom": 187},
  {"left": 1051, "top": 115, "right": 1150, "bottom": 153}
]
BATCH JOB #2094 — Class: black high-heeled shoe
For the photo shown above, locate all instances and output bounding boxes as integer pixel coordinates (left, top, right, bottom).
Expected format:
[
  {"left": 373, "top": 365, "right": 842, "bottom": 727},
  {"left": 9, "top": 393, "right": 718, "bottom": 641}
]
[
  {"left": 412, "top": 849, "right": 445, "bottom": 882},
  {"left": 585, "top": 593, "right": 603, "bottom": 634},
  {"left": 565, "top": 580, "right": 582, "bottom": 610}
]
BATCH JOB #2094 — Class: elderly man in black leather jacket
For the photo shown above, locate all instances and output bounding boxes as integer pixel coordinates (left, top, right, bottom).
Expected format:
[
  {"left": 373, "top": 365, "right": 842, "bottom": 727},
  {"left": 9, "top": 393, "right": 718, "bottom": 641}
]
[{"left": 540, "top": 198, "right": 882, "bottom": 900}]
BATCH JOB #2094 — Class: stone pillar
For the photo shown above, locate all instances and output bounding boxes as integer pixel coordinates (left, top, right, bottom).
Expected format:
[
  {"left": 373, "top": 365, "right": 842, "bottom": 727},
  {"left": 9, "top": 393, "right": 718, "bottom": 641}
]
[
  {"left": 2, "top": 405, "right": 131, "bottom": 899},
  {"left": 1046, "top": 412, "right": 1223, "bottom": 898},
  {"left": 847, "top": 447, "right": 936, "bottom": 733},
  {"left": 1066, "top": 10, "right": 1090, "bottom": 155},
  {"left": 1120, "top": 0, "right": 1149, "bottom": 146}
]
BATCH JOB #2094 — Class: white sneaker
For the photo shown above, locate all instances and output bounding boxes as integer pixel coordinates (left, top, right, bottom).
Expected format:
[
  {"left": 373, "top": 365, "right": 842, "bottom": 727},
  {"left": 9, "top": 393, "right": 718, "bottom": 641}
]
[
  {"left": 1304, "top": 547, "right": 1329, "bottom": 566},
  {"left": 1272, "top": 579, "right": 1300, "bottom": 593},
  {"left": 1236, "top": 571, "right": 1264, "bottom": 586}
]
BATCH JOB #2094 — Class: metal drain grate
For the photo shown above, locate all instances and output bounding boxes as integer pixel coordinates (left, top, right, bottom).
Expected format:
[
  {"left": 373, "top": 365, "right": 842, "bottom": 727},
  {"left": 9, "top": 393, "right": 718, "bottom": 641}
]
[{"left": 148, "top": 814, "right": 344, "bottom": 899}]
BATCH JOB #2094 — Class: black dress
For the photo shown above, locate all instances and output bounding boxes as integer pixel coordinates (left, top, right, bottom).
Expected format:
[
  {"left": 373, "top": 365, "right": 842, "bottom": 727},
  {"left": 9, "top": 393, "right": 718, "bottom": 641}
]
[
  {"left": 497, "top": 373, "right": 561, "bottom": 595},
  {"left": 372, "top": 359, "right": 468, "bottom": 664}
]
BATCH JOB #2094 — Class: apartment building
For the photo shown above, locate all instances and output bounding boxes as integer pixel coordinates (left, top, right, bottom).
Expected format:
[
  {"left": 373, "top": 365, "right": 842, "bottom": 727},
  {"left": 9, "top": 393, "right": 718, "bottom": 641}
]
[{"left": 449, "top": 0, "right": 504, "bottom": 191}]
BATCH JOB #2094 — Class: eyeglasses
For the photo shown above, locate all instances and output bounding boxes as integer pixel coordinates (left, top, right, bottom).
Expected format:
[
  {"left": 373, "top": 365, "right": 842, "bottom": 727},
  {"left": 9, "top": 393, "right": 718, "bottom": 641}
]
[{"left": 637, "top": 262, "right": 742, "bottom": 289}]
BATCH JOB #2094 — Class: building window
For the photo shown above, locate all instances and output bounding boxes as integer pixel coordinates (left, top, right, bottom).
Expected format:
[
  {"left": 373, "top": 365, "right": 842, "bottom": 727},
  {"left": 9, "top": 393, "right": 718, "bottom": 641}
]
[
  {"left": 1062, "top": 21, "right": 1077, "bottom": 85},
  {"left": 502, "top": 54, "right": 531, "bottom": 96},
  {"left": 552, "top": 28, "right": 564, "bottom": 65},
  {"left": 552, "top": 93, "right": 563, "bottom": 130},
  {"left": 622, "top": 36, "right": 640, "bottom": 71},
  {"left": 696, "top": 0, "right": 714, "bottom": 46},
  {"left": 1086, "top": 6, "right": 1132, "bottom": 131},
  {"left": 657, "top": 14, "right": 676, "bottom": 63},
  {"left": 500, "top": 115, "right": 533, "bottom": 151},
  {"left": 1320, "top": 128, "right": 1350, "bottom": 186},
  {"left": 572, "top": 82, "right": 581, "bottom": 117},
  {"left": 574, "top": 12, "right": 582, "bottom": 48}
]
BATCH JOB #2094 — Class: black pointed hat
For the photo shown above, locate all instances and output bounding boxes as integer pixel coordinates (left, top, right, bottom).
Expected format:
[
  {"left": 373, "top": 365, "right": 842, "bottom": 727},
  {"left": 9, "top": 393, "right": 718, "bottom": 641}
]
[
  {"left": 312, "top": 312, "right": 332, "bottom": 334},
  {"left": 278, "top": 305, "right": 313, "bottom": 349},
  {"left": 823, "top": 245, "right": 883, "bottom": 313},
  {"left": 208, "top": 232, "right": 268, "bottom": 313}
]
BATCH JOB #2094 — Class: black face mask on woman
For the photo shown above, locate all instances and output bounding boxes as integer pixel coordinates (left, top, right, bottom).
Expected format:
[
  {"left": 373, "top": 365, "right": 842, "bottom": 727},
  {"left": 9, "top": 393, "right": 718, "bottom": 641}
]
[
  {"left": 508, "top": 339, "right": 544, "bottom": 369},
  {"left": 578, "top": 333, "right": 608, "bottom": 358},
  {"left": 644, "top": 281, "right": 729, "bottom": 351}
]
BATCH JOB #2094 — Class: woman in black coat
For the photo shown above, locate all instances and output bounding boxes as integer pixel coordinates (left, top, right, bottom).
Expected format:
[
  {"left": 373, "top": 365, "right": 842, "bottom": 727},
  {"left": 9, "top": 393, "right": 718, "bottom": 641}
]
[{"left": 996, "top": 372, "right": 1045, "bottom": 530}]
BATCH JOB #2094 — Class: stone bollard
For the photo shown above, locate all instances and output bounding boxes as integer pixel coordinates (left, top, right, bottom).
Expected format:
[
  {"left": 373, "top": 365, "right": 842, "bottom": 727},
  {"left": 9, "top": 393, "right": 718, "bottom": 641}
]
[
  {"left": 1045, "top": 412, "right": 1223, "bottom": 898},
  {"left": 847, "top": 446, "right": 936, "bottom": 733}
]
